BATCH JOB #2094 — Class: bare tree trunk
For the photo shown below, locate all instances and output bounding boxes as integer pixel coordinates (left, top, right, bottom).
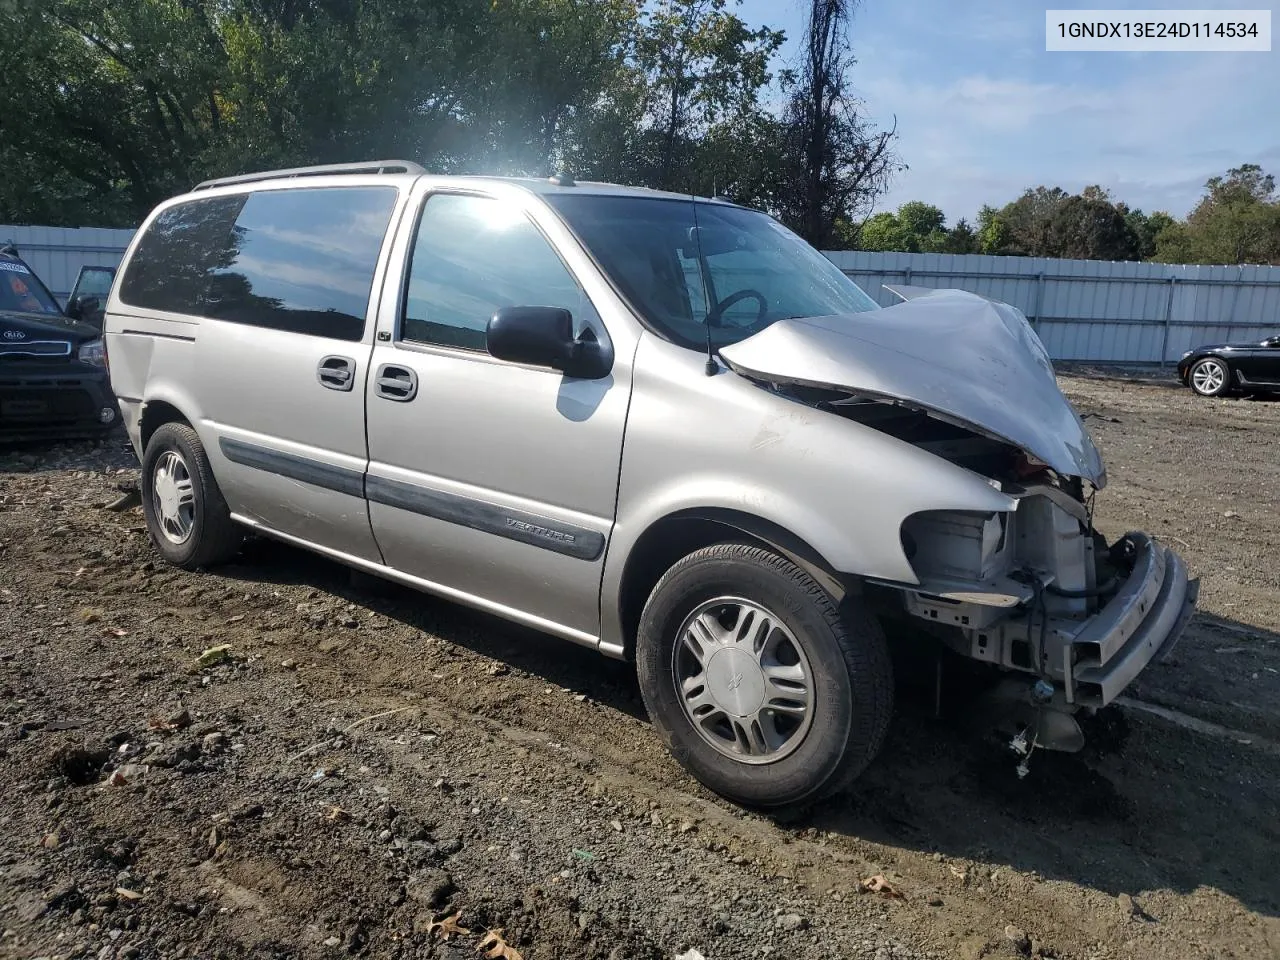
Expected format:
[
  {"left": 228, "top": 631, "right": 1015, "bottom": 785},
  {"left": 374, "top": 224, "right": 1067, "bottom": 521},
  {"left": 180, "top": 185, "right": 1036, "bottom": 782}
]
[
  {"left": 782, "top": 0, "right": 899, "bottom": 247},
  {"left": 659, "top": 59, "right": 684, "bottom": 189}
]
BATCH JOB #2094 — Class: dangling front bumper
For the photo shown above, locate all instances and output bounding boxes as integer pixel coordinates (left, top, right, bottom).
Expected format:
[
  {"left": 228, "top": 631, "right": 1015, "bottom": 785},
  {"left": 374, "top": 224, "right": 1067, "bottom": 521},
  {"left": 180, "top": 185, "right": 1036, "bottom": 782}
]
[{"left": 1058, "top": 532, "right": 1199, "bottom": 707}]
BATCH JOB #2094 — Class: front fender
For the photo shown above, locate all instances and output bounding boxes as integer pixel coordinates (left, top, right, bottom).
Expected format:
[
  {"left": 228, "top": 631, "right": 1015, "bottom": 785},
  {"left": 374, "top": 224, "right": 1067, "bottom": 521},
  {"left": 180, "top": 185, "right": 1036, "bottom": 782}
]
[{"left": 599, "top": 335, "right": 1017, "bottom": 652}]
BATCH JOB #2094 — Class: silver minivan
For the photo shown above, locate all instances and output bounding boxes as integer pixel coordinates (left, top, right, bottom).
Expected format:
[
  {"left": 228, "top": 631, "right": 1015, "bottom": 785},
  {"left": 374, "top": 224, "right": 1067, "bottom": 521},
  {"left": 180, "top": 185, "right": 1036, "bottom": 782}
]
[{"left": 104, "top": 161, "right": 1198, "bottom": 807}]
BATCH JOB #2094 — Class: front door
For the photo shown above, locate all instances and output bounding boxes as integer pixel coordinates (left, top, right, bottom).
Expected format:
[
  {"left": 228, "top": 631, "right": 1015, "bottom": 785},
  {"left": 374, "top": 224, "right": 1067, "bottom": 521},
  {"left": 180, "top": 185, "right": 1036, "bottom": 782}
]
[
  {"left": 1251, "top": 337, "right": 1280, "bottom": 383},
  {"left": 365, "top": 188, "right": 632, "bottom": 642},
  {"left": 67, "top": 266, "right": 116, "bottom": 328}
]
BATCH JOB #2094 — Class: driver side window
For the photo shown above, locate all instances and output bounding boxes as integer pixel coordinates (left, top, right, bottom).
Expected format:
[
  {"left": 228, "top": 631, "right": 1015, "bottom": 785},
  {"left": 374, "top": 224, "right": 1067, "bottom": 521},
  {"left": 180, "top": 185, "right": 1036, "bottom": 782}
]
[{"left": 402, "top": 193, "right": 592, "bottom": 352}]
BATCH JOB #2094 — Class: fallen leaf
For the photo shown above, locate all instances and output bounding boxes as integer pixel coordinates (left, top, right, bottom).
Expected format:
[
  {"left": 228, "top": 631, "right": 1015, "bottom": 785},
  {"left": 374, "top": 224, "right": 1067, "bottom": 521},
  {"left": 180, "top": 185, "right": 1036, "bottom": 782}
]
[
  {"left": 860, "top": 874, "right": 904, "bottom": 899},
  {"left": 476, "top": 928, "right": 523, "bottom": 960},
  {"left": 115, "top": 887, "right": 143, "bottom": 901},
  {"left": 427, "top": 911, "right": 470, "bottom": 941}
]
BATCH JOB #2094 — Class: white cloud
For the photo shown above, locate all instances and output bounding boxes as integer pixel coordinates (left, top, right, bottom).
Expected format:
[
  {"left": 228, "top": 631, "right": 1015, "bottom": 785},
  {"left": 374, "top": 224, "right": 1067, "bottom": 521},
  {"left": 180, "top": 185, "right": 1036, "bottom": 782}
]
[{"left": 853, "top": 44, "right": 1279, "bottom": 222}]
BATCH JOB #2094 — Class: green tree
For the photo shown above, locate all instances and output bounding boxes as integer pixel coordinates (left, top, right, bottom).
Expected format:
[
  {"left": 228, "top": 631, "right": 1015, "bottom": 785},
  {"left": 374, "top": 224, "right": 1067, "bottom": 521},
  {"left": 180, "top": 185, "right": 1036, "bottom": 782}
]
[
  {"left": 976, "top": 205, "right": 1009, "bottom": 255},
  {"left": 1124, "top": 208, "right": 1176, "bottom": 260},
  {"left": 980, "top": 185, "right": 1142, "bottom": 260},
  {"left": 1154, "top": 164, "right": 1280, "bottom": 264},
  {"left": 857, "top": 211, "right": 909, "bottom": 251},
  {"left": 601, "top": 0, "right": 783, "bottom": 191},
  {"left": 1046, "top": 194, "right": 1138, "bottom": 260},
  {"left": 943, "top": 217, "right": 977, "bottom": 254},
  {"left": 856, "top": 201, "right": 948, "bottom": 252},
  {"left": 0, "top": 0, "right": 646, "bottom": 225},
  {"left": 896, "top": 200, "right": 946, "bottom": 250},
  {"left": 0, "top": 0, "right": 897, "bottom": 233}
]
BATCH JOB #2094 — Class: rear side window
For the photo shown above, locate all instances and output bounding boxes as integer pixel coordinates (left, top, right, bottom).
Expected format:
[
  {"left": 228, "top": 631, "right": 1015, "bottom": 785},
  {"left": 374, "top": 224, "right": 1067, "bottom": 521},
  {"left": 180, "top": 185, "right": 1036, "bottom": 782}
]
[
  {"left": 119, "top": 195, "right": 246, "bottom": 316},
  {"left": 119, "top": 187, "right": 398, "bottom": 341}
]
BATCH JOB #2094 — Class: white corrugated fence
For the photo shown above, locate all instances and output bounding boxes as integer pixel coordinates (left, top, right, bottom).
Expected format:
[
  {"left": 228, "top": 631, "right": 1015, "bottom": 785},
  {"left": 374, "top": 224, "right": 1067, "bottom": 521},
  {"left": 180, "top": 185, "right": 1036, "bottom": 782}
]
[
  {"left": 827, "top": 250, "right": 1280, "bottom": 365},
  {"left": 1, "top": 223, "right": 136, "bottom": 306},
  {"left": 4, "top": 222, "right": 1279, "bottom": 365}
]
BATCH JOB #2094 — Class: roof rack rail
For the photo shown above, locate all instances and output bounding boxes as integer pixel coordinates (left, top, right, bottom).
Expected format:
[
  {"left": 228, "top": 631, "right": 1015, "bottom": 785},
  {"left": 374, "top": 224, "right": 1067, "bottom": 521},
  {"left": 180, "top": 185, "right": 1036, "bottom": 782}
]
[{"left": 193, "top": 160, "right": 427, "bottom": 192}]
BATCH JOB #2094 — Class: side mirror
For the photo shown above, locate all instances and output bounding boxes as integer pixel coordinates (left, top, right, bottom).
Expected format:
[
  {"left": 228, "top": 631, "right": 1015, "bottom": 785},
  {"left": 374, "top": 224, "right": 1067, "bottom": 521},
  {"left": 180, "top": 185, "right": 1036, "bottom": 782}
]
[
  {"left": 66, "top": 295, "right": 102, "bottom": 325},
  {"left": 487, "top": 306, "right": 611, "bottom": 379}
]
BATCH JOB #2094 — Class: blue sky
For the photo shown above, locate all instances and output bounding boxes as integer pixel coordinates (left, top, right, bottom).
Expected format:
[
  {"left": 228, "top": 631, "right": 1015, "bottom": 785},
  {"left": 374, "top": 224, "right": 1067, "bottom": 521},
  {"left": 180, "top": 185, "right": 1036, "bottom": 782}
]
[{"left": 735, "top": 0, "right": 1279, "bottom": 225}]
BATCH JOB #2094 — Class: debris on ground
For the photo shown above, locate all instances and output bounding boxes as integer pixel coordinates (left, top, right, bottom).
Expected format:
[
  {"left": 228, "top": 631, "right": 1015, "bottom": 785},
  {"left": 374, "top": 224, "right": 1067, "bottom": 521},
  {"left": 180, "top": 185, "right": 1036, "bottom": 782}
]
[
  {"left": 476, "top": 928, "right": 523, "bottom": 959},
  {"left": 193, "top": 644, "right": 232, "bottom": 670},
  {"left": 859, "top": 875, "right": 904, "bottom": 899},
  {"left": 427, "top": 911, "right": 471, "bottom": 941}
]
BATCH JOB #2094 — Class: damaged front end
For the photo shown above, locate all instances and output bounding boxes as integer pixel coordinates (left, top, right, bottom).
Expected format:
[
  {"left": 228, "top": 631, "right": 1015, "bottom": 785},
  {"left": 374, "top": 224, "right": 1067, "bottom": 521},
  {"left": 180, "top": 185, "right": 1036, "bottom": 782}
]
[
  {"left": 719, "top": 288, "right": 1199, "bottom": 761},
  {"left": 897, "top": 501, "right": 1198, "bottom": 761}
]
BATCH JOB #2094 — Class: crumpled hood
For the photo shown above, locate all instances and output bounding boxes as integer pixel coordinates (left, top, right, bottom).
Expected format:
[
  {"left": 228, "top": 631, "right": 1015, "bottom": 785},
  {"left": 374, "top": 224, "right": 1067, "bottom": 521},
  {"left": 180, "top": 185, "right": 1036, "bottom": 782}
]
[{"left": 718, "top": 288, "right": 1107, "bottom": 486}]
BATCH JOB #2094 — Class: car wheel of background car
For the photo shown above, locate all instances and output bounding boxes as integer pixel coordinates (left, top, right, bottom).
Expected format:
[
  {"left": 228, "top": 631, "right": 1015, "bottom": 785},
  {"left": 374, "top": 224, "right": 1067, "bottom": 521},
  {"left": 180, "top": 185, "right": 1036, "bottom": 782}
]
[
  {"left": 636, "top": 541, "right": 893, "bottom": 808},
  {"left": 140, "top": 422, "right": 242, "bottom": 570},
  {"left": 1189, "top": 357, "right": 1230, "bottom": 397}
]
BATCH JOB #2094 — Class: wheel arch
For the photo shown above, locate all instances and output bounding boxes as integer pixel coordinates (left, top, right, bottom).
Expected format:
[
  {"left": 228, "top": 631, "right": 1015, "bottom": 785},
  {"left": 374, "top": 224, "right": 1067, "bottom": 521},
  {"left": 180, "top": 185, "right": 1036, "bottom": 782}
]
[
  {"left": 613, "top": 507, "right": 851, "bottom": 661},
  {"left": 138, "top": 398, "right": 194, "bottom": 450}
]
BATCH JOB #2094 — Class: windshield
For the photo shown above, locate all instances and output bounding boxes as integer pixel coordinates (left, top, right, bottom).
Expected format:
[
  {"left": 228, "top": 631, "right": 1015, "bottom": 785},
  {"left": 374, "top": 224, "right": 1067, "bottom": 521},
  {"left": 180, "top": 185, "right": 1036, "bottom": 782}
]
[
  {"left": 545, "top": 194, "right": 879, "bottom": 349},
  {"left": 0, "top": 258, "right": 63, "bottom": 315}
]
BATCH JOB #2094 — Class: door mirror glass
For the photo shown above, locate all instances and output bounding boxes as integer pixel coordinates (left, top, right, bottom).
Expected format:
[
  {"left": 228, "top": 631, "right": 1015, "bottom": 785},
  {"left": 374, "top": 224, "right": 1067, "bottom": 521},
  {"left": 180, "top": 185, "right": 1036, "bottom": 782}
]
[
  {"left": 487, "top": 306, "right": 611, "bottom": 379},
  {"left": 66, "top": 295, "right": 102, "bottom": 326}
]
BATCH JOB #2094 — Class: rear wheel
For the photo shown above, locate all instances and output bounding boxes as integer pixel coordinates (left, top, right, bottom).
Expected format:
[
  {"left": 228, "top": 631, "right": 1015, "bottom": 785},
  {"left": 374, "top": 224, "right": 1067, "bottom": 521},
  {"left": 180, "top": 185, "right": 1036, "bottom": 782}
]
[
  {"left": 1189, "top": 357, "right": 1230, "bottom": 397},
  {"left": 140, "top": 422, "right": 242, "bottom": 569},
  {"left": 636, "top": 542, "right": 893, "bottom": 808}
]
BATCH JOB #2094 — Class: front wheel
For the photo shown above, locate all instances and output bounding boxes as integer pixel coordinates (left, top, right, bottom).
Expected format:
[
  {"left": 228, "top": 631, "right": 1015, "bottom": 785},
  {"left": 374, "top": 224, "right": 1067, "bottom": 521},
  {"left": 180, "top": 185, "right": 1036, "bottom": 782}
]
[
  {"left": 1189, "top": 357, "right": 1230, "bottom": 397},
  {"left": 636, "top": 542, "right": 893, "bottom": 808}
]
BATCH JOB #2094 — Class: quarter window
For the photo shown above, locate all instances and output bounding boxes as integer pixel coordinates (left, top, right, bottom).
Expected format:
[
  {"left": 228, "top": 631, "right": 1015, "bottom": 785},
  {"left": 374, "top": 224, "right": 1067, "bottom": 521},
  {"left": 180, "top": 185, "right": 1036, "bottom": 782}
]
[
  {"left": 118, "top": 195, "right": 245, "bottom": 316},
  {"left": 119, "top": 187, "right": 397, "bottom": 341},
  {"left": 402, "top": 193, "right": 590, "bottom": 352}
]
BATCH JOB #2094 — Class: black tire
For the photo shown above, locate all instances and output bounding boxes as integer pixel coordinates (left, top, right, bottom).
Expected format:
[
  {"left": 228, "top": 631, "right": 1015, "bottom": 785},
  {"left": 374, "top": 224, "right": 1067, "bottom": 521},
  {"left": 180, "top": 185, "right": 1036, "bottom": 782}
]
[
  {"left": 636, "top": 542, "right": 893, "bottom": 808},
  {"left": 140, "top": 422, "right": 242, "bottom": 570},
  {"left": 1188, "top": 357, "right": 1231, "bottom": 397}
]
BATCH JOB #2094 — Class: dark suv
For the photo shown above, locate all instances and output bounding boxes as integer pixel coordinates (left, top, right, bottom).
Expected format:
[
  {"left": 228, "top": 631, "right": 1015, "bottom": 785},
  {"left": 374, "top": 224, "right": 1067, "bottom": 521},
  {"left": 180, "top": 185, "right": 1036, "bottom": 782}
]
[{"left": 0, "top": 243, "right": 118, "bottom": 441}]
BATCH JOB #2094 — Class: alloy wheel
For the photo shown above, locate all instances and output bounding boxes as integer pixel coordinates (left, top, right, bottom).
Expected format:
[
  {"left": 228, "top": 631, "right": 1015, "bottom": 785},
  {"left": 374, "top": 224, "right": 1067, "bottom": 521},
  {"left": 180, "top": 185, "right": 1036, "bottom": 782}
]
[
  {"left": 1192, "top": 359, "right": 1227, "bottom": 395},
  {"left": 151, "top": 450, "right": 196, "bottom": 544},
  {"left": 671, "top": 597, "right": 815, "bottom": 764}
]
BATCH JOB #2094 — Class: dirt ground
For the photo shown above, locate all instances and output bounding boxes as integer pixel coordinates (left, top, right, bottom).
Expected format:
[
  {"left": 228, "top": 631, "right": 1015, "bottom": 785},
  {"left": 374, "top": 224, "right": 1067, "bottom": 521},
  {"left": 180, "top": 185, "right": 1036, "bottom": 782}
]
[{"left": 1, "top": 372, "right": 1278, "bottom": 960}]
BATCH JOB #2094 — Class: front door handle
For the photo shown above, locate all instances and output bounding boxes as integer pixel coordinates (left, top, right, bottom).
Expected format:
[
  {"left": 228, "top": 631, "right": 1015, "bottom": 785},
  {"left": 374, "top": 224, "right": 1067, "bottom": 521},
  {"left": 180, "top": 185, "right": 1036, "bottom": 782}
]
[
  {"left": 318, "top": 355, "right": 355, "bottom": 392},
  {"left": 375, "top": 363, "right": 418, "bottom": 402}
]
